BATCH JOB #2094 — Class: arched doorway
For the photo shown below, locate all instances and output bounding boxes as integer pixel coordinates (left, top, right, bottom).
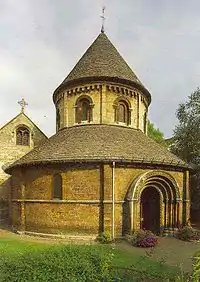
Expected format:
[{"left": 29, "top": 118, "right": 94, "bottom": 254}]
[{"left": 140, "top": 187, "right": 160, "bottom": 234}]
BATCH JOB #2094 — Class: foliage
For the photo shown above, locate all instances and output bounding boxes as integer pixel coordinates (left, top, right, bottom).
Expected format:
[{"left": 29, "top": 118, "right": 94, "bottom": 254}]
[
  {"left": 170, "top": 88, "right": 200, "bottom": 212},
  {"left": 177, "top": 226, "right": 200, "bottom": 242},
  {"left": 131, "top": 229, "right": 158, "bottom": 248},
  {"left": 147, "top": 120, "right": 167, "bottom": 146},
  {"left": 98, "top": 231, "right": 113, "bottom": 244},
  {"left": 0, "top": 245, "right": 113, "bottom": 282},
  {"left": 0, "top": 237, "right": 182, "bottom": 282},
  {"left": 171, "top": 88, "right": 200, "bottom": 165},
  {"left": 192, "top": 252, "right": 200, "bottom": 281}
]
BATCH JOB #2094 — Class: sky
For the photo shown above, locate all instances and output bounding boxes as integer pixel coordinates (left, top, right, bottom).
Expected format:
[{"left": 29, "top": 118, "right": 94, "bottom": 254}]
[{"left": 1, "top": 0, "right": 200, "bottom": 138}]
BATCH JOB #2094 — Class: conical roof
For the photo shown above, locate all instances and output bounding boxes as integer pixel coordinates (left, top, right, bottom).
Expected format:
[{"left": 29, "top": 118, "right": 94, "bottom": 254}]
[
  {"left": 54, "top": 32, "right": 151, "bottom": 103},
  {"left": 5, "top": 124, "right": 189, "bottom": 174}
]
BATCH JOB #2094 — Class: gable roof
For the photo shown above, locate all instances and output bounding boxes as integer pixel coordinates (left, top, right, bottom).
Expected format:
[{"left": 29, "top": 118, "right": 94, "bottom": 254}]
[
  {"left": 5, "top": 124, "right": 189, "bottom": 174},
  {"left": 53, "top": 32, "right": 151, "bottom": 103},
  {"left": 0, "top": 112, "right": 48, "bottom": 138}
]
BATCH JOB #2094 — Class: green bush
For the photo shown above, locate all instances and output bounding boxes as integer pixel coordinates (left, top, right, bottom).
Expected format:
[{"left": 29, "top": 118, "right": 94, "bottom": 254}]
[
  {"left": 177, "top": 226, "right": 200, "bottom": 241},
  {"left": 0, "top": 245, "right": 113, "bottom": 282},
  {"left": 192, "top": 253, "right": 200, "bottom": 281},
  {"left": 131, "top": 229, "right": 158, "bottom": 248},
  {"left": 98, "top": 231, "right": 112, "bottom": 244}
]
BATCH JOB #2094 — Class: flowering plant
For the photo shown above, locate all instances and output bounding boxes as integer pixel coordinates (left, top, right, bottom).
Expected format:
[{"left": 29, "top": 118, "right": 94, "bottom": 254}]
[
  {"left": 131, "top": 229, "right": 158, "bottom": 248},
  {"left": 177, "top": 226, "right": 200, "bottom": 241}
]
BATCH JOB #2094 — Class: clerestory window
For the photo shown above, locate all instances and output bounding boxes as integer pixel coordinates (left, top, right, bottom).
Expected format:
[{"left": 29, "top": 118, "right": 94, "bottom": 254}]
[
  {"left": 115, "top": 100, "right": 130, "bottom": 125},
  {"left": 56, "top": 108, "right": 61, "bottom": 130},
  {"left": 75, "top": 97, "right": 93, "bottom": 123}
]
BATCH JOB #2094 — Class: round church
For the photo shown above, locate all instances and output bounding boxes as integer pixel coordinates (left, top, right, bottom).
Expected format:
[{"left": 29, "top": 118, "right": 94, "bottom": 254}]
[{"left": 5, "top": 31, "right": 191, "bottom": 237}]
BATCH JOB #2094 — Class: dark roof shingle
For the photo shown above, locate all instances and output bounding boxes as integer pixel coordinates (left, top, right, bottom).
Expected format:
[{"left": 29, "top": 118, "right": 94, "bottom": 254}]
[
  {"left": 5, "top": 124, "right": 188, "bottom": 173},
  {"left": 54, "top": 33, "right": 151, "bottom": 103}
]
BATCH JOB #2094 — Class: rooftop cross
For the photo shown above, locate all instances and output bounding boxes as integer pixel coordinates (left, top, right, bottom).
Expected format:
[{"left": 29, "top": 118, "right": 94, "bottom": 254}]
[
  {"left": 100, "top": 6, "right": 106, "bottom": 33},
  {"left": 18, "top": 98, "right": 28, "bottom": 113}
]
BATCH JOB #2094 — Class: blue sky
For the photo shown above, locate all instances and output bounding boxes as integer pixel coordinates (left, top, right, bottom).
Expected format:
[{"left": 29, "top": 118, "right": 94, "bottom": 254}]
[{"left": 1, "top": 0, "right": 200, "bottom": 137}]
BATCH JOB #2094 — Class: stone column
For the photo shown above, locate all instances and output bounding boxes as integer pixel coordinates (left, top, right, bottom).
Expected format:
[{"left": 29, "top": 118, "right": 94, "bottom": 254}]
[
  {"left": 63, "top": 92, "right": 68, "bottom": 128},
  {"left": 19, "top": 183, "right": 25, "bottom": 231},
  {"left": 129, "top": 200, "right": 134, "bottom": 233},
  {"left": 136, "top": 94, "right": 140, "bottom": 129},
  {"left": 133, "top": 199, "right": 140, "bottom": 230},
  {"left": 164, "top": 200, "right": 168, "bottom": 230},
  {"left": 176, "top": 199, "right": 181, "bottom": 228}
]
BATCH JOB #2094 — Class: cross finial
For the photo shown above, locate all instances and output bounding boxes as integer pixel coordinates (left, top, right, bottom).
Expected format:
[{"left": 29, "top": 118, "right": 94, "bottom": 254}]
[
  {"left": 101, "top": 6, "right": 106, "bottom": 33},
  {"left": 18, "top": 98, "right": 28, "bottom": 113}
]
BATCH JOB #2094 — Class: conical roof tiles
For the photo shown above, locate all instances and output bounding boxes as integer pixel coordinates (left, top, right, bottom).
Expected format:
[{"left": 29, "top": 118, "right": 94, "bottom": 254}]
[{"left": 54, "top": 32, "right": 151, "bottom": 102}]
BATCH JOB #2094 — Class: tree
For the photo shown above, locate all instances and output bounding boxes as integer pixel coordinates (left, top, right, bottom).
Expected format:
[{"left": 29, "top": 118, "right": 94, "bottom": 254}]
[
  {"left": 147, "top": 120, "right": 166, "bottom": 146},
  {"left": 171, "top": 87, "right": 200, "bottom": 216}
]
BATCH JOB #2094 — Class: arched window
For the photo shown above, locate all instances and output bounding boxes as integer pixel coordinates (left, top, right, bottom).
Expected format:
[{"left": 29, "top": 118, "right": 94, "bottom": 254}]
[
  {"left": 115, "top": 100, "right": 130, "bottom": 125},
  {"left": 76, "top": 97, "right": 93, "bottom": 124},
  {"left": 143, "top": 112, "right": 147, "bottom": 134},
  {"left": 53, "top": 174, "right": 62, "bottom": 199},
  {"left": 56, "top": 108, "right": 61, "bottom": 130},
  {"left": 16, "top": 126, "right": 30, "bottom": 146}
]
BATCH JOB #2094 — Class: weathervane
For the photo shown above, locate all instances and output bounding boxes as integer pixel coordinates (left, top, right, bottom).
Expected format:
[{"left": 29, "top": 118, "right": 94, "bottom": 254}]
[
  {"left": 101, "top": 6, "right": 106, "bottom": 33},
  {"left": 18, "top": 98, "right": 28, "bottom": 113}
]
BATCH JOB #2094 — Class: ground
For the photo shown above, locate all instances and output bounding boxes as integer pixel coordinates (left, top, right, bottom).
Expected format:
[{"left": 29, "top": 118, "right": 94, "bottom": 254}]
[{"left": 0, "top": 228, "right": 198, "bottom": 274}]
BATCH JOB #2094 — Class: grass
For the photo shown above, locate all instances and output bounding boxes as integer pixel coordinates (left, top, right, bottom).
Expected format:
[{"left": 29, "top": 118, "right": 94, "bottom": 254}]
[{"left": 0, "top": 236, "right": 181, "bottom": 281}]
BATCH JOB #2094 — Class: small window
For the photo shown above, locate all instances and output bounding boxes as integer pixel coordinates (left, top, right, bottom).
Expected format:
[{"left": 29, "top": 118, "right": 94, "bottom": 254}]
[
  {"left": 143, "top": 112, "right": 147, "bottom": 133},
  {"left": 56, "top": 108, "right": 61, "bottom": 130},
  {"left": 76, "top": 97, "right": 93, "bottom": 123},
  {"left": 115, "top": 100, "right": 130, "bottom": 125},
  {"left": 53, "top": 174, "right": 62, "bottom": 199},
  {"left": 16, "top": 127, "right": 30, "bottom": 146}
]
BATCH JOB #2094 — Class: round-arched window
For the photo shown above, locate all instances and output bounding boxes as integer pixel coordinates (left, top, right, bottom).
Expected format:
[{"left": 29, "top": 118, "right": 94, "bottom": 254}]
[
  {"left": 76, "top": 97, "right": 93, "bottom": 123},
  {"left": 16, "top": 126, "right": 30, "bottom": 146},
  {"left": 143, "top": 112, "right": 147, "bottom": 133},
  {"left": 115, "top": 100, "right": 130, "bottom": 125},
  {"left": 56, "top": 108, "right": 61, "bottom": 130}
]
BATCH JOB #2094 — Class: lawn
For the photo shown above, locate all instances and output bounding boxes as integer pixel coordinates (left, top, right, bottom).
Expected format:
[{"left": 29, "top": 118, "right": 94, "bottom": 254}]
[{"left": 0, "top": 232, "right": 185, "bottom": 281}]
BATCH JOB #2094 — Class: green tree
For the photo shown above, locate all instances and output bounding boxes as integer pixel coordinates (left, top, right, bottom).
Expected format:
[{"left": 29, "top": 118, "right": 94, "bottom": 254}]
[
  {"left": 171, "top": 87, "right": 200, "bottom": 215},
  {"left": 147, "top": 120, "right": 166, "bottom": 146}
]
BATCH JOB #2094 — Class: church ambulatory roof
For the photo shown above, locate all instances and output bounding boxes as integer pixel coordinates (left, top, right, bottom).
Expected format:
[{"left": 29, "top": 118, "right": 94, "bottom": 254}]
[
  {"left": 53, "top": 33, "right": 151, "bottom": 104},
  {"left": 5, "top": 124, "right": 189, "bottom": 173}
]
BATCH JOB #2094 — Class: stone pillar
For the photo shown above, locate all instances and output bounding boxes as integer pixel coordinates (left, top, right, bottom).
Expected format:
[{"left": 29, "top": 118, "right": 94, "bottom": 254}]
[
  {"left": 129, "top": 200, "right": 133, "bottom": 233},
  {"left": 183, "top": 170, "right": 190, "bottom": 225},
  {"left": 179, "top": 200, "right": 183, "bottom": 226},
  {"left": 63, "top": 92, "right": 68, "bottom": 128},
  {"left": 136, "top": 94, "right": 140, "bottom": 129},
  {"left": 176, "top": 199, "right": 181, "bottom": 228},
  {"left": 133, "top": 199, "right": 140, "bottom": 230},
  {"left": 164, "top": 200, "right": 168, "bottom": 230},
  {"left": 19, "top": 183, "right": 25, "bottom": 231},
  {"left": 160, "top": 197, "right": 165, "bottom": 229},
  {"left": 168, "top": 200, "right": 173, "bottom": 230}
]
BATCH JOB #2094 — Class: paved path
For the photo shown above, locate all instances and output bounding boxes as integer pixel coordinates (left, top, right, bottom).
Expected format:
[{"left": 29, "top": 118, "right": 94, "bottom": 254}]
[{"left": 117, "top": 237, "right": 200, "bottom": 272}]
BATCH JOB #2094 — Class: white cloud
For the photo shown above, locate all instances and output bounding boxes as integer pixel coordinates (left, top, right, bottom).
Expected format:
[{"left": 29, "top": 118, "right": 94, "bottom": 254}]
[{"left": 1, "top": 0, "right": 200, "bottom": 138}]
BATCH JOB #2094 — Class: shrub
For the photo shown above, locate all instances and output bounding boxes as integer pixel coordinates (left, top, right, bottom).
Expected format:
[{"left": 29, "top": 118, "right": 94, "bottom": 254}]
[
  {"left": 131, "top": 229, "right": 158, "bottom": 248},
  {"left": 192, "top": 252, "right": 200, "bottom": 281},
  {"left": 98, "top": 231, "right": 112, "bottom": 244},
  {"left": 177, "top": 226, "right": 200, "bottom": 241},
  {"left": 0, "top": 245, "right": 113, "bottom": 282}
]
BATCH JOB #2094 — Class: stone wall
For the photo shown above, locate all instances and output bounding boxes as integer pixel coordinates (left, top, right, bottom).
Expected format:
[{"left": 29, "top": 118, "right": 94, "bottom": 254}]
[
  {"left": 0, "top": 112, "right": 47, "bottom": 224},
  {"left": 55, "top": 82, "right": 148, "bottom": 133},
  {"left": 10, "top": 163, "right": 189, "bottom": 237}
]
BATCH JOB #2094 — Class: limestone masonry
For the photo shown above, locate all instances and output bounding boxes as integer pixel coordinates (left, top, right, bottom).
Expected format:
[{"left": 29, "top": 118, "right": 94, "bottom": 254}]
[{"left": 1, "top": 31, "right": 191, "bottom": 237}]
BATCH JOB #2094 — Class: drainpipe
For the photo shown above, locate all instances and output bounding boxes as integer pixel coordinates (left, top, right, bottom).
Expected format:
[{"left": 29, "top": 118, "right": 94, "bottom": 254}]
[{"left": 112, "top": 161, "right": 115, "bottom": 240}]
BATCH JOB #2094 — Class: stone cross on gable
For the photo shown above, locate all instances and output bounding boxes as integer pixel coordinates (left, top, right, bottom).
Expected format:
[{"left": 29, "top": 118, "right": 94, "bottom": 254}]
[
  {"left": 101, "top": 6, "right": 106, "bottom": 33},
  {"left": 18, "top": 98, "right": 28, "bottom": 113}
]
